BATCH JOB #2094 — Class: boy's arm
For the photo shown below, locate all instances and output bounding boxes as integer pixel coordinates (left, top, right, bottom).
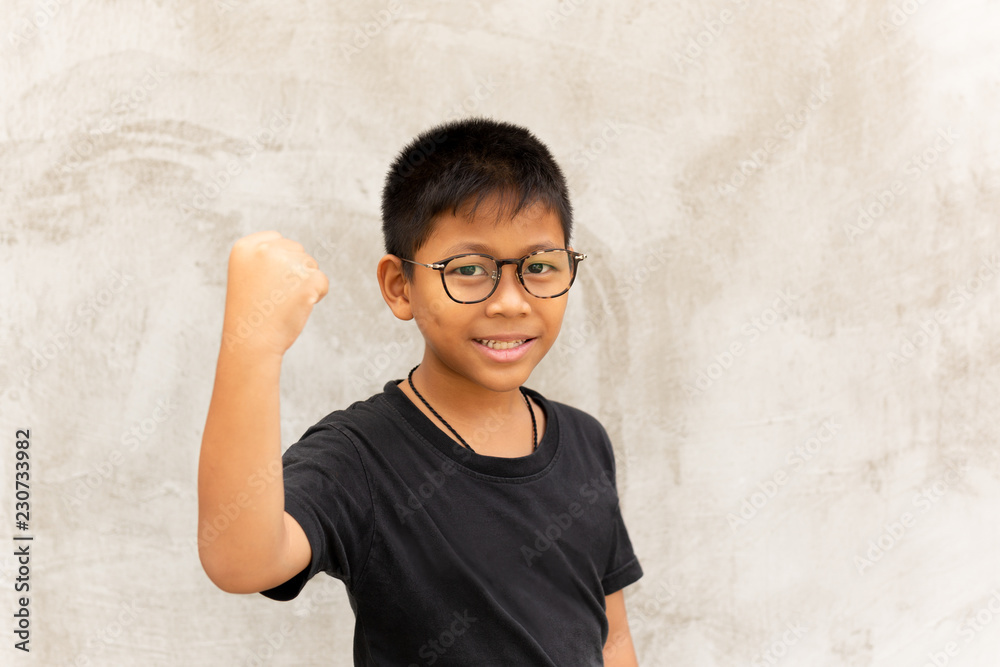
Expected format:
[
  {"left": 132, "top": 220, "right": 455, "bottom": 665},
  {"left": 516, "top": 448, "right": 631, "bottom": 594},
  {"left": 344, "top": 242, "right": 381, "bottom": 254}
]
[
  {"left": 197, "top": 231, "right": 328, "bottom": 594},
  {"left": 603, "top": 590, "right": 639, "bottom": 666}
]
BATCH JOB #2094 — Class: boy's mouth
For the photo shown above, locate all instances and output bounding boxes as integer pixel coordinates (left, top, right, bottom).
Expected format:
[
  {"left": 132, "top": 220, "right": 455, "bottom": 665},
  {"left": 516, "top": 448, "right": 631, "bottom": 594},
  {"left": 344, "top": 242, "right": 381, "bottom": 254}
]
[{"left": 473, "top": 337, "right": 535, "bottom": 350}]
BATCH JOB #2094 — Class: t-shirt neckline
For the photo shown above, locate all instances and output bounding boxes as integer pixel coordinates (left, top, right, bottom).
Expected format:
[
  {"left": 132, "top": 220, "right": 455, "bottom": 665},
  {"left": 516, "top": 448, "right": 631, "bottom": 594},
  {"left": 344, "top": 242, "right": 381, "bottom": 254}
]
[{"left": 382, "top": 379, "right": 560, "bottom": 479}]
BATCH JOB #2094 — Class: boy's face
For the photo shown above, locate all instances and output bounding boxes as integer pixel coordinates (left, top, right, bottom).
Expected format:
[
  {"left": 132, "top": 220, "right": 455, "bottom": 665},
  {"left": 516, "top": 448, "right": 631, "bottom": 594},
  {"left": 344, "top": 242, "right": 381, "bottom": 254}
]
[{"left": 380, "top": 198, "right": 572, "bottom": 394}]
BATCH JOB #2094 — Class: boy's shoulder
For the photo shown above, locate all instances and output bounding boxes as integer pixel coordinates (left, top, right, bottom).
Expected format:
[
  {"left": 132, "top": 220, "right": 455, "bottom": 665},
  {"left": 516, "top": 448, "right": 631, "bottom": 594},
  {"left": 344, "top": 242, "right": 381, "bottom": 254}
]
[
  {"left": 299, "top": 381, "right": 402, "bottom": 434},
  {"left": 527, "top": 389, "right": 607, "bottom": 434}
]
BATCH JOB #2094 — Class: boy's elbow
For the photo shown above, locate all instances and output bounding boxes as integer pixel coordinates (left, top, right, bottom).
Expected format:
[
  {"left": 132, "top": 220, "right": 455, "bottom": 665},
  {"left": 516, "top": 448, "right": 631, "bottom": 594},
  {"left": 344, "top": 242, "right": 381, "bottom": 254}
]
[
  {"left": 196, "top": 512, "right": 306, "bottom": 594},
  {"left": 198, "top": 535, "right": 295, "bottom": 595},
  {"left": 199, "top": 548, "right": 238, "bottom": 593},
  {"left": 198, "top": 544, "right": 260, "bottom": 594}
]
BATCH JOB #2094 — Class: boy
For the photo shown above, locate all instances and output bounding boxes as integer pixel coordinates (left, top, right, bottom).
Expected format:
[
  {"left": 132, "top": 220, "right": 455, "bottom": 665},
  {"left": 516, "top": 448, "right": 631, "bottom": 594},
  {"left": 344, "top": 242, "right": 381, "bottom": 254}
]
[{"left": 198, "top": 118, "right": 643, "bottom": 665}]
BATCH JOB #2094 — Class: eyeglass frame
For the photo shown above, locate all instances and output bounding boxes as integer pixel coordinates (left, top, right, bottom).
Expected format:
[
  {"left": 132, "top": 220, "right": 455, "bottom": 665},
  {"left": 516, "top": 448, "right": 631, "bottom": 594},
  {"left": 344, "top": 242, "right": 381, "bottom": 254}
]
[{"left": 398, "top": 248, "right": 588, "bottom": 304}]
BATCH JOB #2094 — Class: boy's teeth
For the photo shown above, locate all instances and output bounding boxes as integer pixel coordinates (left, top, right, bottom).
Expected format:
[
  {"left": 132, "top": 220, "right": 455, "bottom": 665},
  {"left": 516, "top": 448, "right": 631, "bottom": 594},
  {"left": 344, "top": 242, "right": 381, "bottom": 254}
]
[{"left": 477, "top": 339, "right": 526, "bottom": 350}]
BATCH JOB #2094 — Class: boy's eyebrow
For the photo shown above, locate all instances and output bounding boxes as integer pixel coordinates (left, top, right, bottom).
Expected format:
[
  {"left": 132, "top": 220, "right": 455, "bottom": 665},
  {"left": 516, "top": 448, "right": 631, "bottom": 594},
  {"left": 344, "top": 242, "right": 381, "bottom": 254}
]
[{"left": 441, "top": 241, "right": 563, "bottom": 256}]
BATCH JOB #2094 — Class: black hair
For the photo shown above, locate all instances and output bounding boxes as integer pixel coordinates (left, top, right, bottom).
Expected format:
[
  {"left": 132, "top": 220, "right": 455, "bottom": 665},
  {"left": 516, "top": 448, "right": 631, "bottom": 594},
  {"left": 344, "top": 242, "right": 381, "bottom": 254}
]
[{"left": 381, "top": 117, "right": 573, "bottom": 281}]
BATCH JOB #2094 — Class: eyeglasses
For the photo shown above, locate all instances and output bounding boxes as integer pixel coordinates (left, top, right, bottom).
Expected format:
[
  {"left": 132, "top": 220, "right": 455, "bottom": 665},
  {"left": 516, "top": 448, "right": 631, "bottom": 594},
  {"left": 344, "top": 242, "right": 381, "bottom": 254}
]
[{"left": 400, "top": 249, "right": 587, "bottom": 304}]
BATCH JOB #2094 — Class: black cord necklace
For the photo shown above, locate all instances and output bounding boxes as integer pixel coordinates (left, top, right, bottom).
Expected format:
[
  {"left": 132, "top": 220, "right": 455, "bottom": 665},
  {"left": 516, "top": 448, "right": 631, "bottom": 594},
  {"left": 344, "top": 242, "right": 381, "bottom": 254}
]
[{"left": 407, "top": 364, "right": 537, "bottom": 453}]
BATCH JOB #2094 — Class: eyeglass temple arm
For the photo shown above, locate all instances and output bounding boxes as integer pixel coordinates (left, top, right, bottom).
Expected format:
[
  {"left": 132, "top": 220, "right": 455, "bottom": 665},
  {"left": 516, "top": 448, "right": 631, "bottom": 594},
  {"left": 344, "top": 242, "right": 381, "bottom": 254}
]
[{"left": 399, "top": 257, "right": 445, "bottom": 269}]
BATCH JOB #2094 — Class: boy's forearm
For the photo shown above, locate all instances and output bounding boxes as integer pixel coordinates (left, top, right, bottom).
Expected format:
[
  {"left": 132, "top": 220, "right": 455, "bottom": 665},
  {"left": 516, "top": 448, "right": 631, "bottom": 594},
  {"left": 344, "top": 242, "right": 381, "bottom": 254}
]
[
  {"left": 603, "top": 590, "right": 640, "bottom": 666},
  {"left": 198, "top": 343, "right": 287, "bottom": 589}
]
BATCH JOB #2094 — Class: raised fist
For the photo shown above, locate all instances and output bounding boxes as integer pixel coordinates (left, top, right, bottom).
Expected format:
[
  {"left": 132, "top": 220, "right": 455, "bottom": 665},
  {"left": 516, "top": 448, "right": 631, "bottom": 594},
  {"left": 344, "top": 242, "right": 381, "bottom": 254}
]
[{"left": 221, "top": 231, "right": 329, "bottom": 356}]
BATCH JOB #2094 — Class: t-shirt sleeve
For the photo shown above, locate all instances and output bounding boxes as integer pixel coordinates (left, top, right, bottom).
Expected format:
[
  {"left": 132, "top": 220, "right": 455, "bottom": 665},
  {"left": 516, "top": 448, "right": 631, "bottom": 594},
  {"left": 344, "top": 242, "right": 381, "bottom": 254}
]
[
  {"left": 600, "top": 501, "right": 644, "bottom": 595},
  {"left": 259, "top": 422, "right": 374, "bottom": 601},
  {"left": 595, "top": 420, "right": 644, "bottom": 596}
]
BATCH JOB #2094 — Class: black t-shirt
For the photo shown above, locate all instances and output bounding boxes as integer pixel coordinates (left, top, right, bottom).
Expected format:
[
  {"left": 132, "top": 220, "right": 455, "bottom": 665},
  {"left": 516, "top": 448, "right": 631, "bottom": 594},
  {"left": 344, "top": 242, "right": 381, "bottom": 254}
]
[{"left": 260, "top": 379, "right": 643, "bottom": 666}]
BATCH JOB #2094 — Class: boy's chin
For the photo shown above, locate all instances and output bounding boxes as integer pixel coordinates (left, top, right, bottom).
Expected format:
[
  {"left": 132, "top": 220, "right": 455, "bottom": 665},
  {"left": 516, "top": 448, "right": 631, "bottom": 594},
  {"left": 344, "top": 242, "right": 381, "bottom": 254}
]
[
  {"left": 470, "top": 362, "right": 542, "bottom": 392},
  {"left": 446, "top": 361, "right": 539, "bottom": 393}
]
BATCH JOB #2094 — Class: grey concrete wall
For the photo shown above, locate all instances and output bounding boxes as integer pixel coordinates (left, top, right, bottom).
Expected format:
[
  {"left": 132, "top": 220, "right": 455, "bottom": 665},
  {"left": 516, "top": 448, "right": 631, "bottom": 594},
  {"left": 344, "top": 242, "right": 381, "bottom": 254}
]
[{"left": 2, "top": 0, "right": 999, "bottom": 665}]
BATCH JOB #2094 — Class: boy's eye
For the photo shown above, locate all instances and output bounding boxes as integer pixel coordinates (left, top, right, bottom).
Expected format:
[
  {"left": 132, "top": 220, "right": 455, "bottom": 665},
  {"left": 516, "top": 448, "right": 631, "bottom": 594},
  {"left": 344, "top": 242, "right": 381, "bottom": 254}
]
[
  {"left": 525, "top": 262, "right": 553, "bottom": 274},
  {"left": 451, "top": 263, "right": 488, "bottom": 277}
]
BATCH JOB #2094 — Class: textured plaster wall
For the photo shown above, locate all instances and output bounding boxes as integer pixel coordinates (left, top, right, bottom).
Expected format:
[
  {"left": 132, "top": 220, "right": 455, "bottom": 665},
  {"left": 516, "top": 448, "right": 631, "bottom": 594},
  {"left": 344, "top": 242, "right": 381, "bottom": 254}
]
[{"left": 2, "top": 0, "right": 999, "bottom": 665}]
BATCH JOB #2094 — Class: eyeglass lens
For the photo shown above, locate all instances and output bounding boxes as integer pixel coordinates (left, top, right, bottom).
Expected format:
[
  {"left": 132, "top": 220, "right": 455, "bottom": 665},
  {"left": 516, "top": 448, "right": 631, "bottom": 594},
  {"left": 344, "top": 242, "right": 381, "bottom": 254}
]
[{"left": 443, "top": 250, "right": 574, "bottom": 302}]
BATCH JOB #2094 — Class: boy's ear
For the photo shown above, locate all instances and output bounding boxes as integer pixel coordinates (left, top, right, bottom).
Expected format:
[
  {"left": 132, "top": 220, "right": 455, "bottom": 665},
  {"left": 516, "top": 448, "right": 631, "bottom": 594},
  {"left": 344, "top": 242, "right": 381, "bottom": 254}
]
[{"left": 377, "top": 254, "right": 414, "bottom": 321}]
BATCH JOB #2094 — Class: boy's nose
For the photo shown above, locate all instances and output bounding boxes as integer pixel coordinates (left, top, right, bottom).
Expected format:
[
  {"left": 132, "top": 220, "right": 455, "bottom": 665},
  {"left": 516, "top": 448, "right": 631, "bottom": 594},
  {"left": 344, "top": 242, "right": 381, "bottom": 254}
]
[{"left": 486, "top": 264, "right": 531, "bottom": 312}]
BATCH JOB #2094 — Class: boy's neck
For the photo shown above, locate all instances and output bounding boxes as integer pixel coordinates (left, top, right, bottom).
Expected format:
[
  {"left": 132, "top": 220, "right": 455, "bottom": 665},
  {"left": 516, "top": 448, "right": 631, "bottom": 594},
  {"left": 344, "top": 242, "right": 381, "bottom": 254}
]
[{"left": 399, "top": 358, "right": 542, "bottom": 457}]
